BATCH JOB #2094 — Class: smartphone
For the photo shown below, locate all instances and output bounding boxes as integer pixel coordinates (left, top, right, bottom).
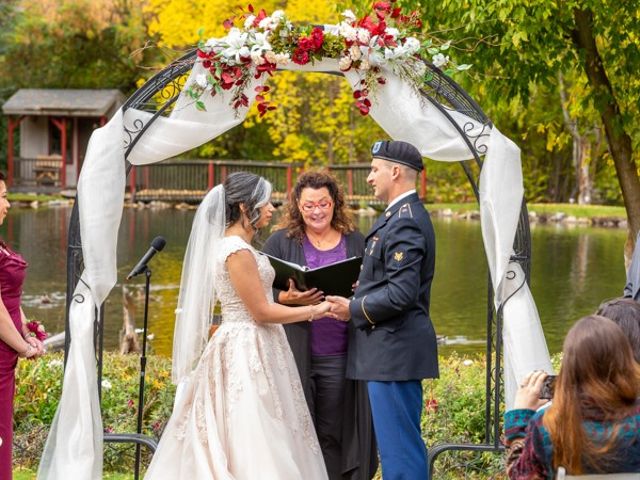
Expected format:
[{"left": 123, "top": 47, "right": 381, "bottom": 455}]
[{"left": 539, "top": 375, "right": 557, "bottom": 400}]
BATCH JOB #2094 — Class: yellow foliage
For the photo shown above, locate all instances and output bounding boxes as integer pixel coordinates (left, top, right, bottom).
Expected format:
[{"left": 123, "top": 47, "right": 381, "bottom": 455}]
[
  {"left": 145, "top": 0, "right": 386, "bottom": 163},
  {"left": 145, "top": 0, "right": 283, "bottom": 49}
]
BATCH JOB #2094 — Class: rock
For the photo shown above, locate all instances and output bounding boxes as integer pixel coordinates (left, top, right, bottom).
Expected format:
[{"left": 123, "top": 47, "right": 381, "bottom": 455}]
[
  {"left": 550, "top": 212, "right": 565, "bottom": 222},
  {"left": 564, "top": 215, "right": 578, "bottom": 224},
  {"left": 441, "top": 208, "right": 453, "bottom": 217},
  {"left": 29, "top": 200, "right": 39, "bottom": 209}
]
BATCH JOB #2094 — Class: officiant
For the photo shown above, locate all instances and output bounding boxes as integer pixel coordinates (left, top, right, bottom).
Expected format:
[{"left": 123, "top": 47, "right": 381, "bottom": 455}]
[{"left": 262, "top": 171, "right": 377, "bottom": 480}]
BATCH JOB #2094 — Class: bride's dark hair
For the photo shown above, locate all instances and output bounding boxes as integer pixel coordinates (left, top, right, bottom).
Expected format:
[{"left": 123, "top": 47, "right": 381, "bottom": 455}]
[{"left": 222, "top": 172, "right": 272, "bottom": 229}]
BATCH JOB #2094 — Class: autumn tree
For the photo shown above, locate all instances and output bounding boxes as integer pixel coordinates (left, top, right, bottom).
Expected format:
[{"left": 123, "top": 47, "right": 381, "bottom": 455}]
[
  {"left": 0, "top": 0, "right": 162, "bottom": 93},
  {"left": 145, "top": 0, "right": 386, "bottom": 165},
  {"left": 412, "top": 0, "right": 640, "bottom": 249}
]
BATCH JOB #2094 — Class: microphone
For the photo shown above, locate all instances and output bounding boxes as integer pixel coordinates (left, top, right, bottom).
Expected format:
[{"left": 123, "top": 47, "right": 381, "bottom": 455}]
[{"left": 126, "top": 236, "right": 166, "bottom": 280}]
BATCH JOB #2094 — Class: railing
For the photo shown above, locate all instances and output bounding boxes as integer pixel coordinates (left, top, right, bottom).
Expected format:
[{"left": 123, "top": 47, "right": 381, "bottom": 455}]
[
  {"left": 12, "top": 156, "right": 64, "bottom": 187},
  {"left": 129, "top": 159, "right": 427, "bottom": 204}
]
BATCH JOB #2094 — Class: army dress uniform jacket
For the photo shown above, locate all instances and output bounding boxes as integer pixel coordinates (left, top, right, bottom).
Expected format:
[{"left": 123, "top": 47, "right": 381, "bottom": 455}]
[{"left": 346, "top": 192, "right": 439, "bottom": 381}]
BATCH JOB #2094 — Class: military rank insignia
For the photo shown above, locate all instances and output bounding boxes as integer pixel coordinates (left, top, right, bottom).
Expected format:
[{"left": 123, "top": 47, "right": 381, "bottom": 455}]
[{"left": 393, "top": 251, "right": 404, "bottom": 262}]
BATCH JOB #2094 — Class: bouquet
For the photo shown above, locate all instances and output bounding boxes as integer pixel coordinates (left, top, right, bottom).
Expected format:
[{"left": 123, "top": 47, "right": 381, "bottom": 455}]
[{"left": 26, "top": 320, "right": 49, "bottom": 341}]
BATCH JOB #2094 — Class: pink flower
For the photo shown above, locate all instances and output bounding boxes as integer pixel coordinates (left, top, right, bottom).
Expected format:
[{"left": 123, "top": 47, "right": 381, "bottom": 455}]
[{"left": 26, "top": 321, "right": 48, "bottom": 341}]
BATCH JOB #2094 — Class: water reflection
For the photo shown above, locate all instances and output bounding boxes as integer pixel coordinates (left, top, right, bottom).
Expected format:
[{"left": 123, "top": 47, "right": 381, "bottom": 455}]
[{"left": 0, "top": 206, "right": 627, "bottom": 358}]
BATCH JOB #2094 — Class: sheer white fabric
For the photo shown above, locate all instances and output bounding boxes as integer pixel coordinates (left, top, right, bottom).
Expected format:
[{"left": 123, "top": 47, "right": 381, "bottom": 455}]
[
  {"left": 172, "top": 185, "right": 225, "bottom": 385},
  {"left": 144, "top": 236, "right": 328, "bottom": 480},
  {"left": 39, "top": 26, "right": 551, "bottom": 478}
]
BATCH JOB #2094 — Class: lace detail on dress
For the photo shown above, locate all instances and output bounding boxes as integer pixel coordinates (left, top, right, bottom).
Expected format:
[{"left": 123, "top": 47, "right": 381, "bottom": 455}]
[{"left": 167, "top": 235, "right": 321, "bottom": 458}]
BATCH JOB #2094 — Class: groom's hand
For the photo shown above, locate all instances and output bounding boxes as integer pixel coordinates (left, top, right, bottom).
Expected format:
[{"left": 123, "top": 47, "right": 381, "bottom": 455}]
[{"left": 325, "top": 296, "right": 351, "bottom": 321}]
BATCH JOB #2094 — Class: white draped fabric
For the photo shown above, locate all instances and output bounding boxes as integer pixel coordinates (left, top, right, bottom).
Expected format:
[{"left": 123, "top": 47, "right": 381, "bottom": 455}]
[{"left": 37, "top": 48, "right": 551, "bottom": 479}]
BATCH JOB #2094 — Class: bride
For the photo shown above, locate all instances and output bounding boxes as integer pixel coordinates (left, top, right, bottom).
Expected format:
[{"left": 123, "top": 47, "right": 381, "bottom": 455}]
[{"left": 144, "top": 172, "right": 333, "bottom": 479}]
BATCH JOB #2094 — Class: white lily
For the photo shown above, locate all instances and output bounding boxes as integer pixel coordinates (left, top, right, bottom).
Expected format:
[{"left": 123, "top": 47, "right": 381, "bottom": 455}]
[
  {"left": 251, "top": 31, "right": 271, "bottom": 51},
  {"left": 339, "top": 22, "right": 357, "bottom": 42},
  {"left": 221, "top": 29, "right": 250, "bottom": 62},
  {"left": 244, "top": 15, "right": 256, "bottom": 29},
  {"left": 386, "top": 27, "right": 399, "bottom": 40},
  {"left": 342, "top": 9, "right": 356, "bottom": 22}
]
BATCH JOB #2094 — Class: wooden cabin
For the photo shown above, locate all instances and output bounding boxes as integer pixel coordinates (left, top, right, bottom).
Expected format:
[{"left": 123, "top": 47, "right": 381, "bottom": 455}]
[{"left": 2, "top": 89, "right": 124, "bottom": 191}]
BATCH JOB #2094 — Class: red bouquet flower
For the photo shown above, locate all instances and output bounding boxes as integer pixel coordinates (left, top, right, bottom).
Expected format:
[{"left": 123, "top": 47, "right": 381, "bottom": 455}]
[{"left": 26, "top": 320, "right": 48, "bottom": 341}]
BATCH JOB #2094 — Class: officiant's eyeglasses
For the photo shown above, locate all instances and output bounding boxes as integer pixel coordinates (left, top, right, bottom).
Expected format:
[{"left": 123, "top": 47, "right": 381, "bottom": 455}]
[{"left": 300, "top": 201, "right": 333, "bottom": 212}]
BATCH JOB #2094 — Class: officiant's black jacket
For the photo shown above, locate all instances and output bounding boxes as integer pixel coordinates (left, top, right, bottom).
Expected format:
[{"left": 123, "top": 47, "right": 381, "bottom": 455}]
[
  {"left": 262, "top": 229, "right": 378, "bottom": 480},
  {"left": 347, "top": 192, "right": 439, "bottom": 381}
]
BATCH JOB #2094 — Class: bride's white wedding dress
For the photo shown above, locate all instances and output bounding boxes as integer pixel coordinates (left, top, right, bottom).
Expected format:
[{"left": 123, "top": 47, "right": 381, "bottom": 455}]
[{"left": 144, "top": 236, "right": 328, "bottom": 479}]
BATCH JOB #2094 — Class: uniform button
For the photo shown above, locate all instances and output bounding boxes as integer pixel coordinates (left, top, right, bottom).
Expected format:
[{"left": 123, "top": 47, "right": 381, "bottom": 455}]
[
  {"left": 385, "top": 211, "right": 391, "bottom": 217},
  {"left": 371, "top": 325, "right": 376, "bottom": 330},
  {"left": 360, "top": 265, "right": 363, "bottom": 270}
]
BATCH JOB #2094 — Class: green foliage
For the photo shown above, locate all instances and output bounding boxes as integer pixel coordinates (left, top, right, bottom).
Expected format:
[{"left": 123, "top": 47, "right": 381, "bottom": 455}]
[
  {"left": 13, "top": 351, "right": 513, "bottom": 478},
  {"left": 0, "top": 0, "right": 165, "bottom": 95},
  {"left": 14, "top": 352, "right": 176, "bottom": 473}
]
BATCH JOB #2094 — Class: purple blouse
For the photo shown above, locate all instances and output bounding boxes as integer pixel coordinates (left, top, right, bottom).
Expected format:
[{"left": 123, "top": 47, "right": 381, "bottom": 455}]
[
  {"left": 302, "top": 235, "right": 349, "bottom": 356},
  {"left": 0, "top": 244, "right": 27, "bottom": 353}
]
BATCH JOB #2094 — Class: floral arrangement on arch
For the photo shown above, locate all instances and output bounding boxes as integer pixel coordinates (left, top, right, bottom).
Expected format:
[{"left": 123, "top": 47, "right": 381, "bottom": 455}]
[{"left": 186, "top": 1, "right": 470, "bottom": 116}]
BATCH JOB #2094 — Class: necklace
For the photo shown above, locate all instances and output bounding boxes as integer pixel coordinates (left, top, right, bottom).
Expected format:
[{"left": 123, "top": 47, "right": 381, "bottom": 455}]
[{"left": 306, "top": 229, "right": 339, "bottom": 249}]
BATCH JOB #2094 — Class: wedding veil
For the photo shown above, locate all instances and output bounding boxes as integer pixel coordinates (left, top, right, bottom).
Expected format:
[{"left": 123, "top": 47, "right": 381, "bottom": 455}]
[
  {"left": 172, "top": 185, "right": 226, "bottom": 384},
  {"left": 171, "top": 175, "right": 273, "bottom": 385}
]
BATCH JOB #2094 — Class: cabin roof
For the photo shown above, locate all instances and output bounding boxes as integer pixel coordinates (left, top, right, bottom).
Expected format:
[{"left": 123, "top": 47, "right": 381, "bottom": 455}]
[{"left": 2, "top": 89, "right": 125, "bottom": 117}]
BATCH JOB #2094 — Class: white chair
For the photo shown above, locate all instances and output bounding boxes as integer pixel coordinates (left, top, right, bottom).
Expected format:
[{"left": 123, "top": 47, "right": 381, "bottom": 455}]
[{"left": 557, "top": 467, "right": 640, "bottom": 479}]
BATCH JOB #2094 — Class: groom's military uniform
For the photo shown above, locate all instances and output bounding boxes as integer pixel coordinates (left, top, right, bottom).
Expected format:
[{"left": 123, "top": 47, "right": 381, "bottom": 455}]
[
  {"left": 347, "top": 140, "right": 438, "bottom": 480},
  {"left": 346, "top": 191, "right": 438, "bottom": 381}
]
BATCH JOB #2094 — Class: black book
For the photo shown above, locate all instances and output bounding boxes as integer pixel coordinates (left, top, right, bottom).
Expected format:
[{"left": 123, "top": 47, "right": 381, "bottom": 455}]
[{"left": 262, "top": 253, "right": 362, "bottom": 298}]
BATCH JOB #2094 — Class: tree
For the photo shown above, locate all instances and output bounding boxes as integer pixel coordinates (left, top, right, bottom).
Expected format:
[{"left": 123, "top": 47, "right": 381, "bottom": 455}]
[
  {"left": 145, "top": 0, "right": 387, "bottom": 165},
  {"left": 0, "top": 0, "right": 163, "bottom": 94},
  {"left": 412, "top": 0, "right": 640, "bottom": 250}
]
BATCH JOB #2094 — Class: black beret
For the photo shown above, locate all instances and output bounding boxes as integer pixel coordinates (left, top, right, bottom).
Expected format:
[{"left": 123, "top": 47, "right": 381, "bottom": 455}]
[{"left": 370, "top": 140, "right": 424, "bottom": 172}]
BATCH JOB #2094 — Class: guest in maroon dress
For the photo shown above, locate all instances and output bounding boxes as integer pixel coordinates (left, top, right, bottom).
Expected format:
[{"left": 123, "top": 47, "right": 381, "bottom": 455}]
[
  {"left": 0, "top": 172, "right": 44, "bottom": 478},
  {"left": 262, "top": 171, "right": 377, "bottom": 480}
]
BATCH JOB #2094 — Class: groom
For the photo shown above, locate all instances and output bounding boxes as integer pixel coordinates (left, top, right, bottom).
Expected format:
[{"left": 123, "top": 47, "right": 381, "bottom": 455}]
[{"left": 327, "top": 140, "right": 439, "bottom": 479}]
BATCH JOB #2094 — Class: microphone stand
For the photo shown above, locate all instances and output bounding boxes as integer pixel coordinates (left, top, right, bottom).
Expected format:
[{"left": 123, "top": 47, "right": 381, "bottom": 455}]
[{"left": 134, "top": 267, "right": 152, "bottom": 480}]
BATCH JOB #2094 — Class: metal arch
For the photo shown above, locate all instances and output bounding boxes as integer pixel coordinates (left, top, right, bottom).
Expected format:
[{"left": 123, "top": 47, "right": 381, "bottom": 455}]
[{"left": 64, "top": 51, "right": 533, "bottom": 475}]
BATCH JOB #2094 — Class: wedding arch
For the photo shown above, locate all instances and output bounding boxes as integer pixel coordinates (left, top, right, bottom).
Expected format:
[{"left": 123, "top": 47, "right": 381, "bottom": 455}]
[{"left": 42, "top": 11, "right": 552, "bottom": 479}]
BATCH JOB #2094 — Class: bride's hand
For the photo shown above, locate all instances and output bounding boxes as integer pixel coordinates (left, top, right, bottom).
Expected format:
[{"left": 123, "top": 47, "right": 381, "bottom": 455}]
[{"left": 312, "top": 301, "right": 332, "bottom": 319}]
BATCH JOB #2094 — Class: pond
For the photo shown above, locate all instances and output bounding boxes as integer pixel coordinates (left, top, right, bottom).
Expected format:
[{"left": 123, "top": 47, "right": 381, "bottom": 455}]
[{"left": 2, "top": 205, "right": 627, "bottom": 358}]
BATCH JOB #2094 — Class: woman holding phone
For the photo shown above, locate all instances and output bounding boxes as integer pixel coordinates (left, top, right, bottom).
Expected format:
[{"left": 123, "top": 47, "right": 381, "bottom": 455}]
[{"left": 504, "top": 315, "right": 640, "bottom": 478}]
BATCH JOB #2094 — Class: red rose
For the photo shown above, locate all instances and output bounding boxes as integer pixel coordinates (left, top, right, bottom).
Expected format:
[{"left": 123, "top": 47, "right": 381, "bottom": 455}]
[
  {"left": 310, "top": 27, "right": 324, "bottom": 50},
  {"left": 373, "top": 1, "right": 391, "bottom": 19},
  {"left": 292, "top": 48, "right": 310, "bottom": 65}
]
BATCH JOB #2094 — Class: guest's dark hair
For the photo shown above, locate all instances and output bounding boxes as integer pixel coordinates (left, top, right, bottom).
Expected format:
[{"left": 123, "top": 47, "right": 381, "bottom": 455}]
[
  {"left": 543, "top": 315, "right": 640, "bottom": 474},
  {"left": 222, "top": 172, "right": 271, "bottom": 229},
  {"left": 0, "top": 172, "right": 5, "bottom": 182},
  {"left": 276, "top": 170, "right": 355, "bottom": 241},
  {"left": 596, "top": 297, "right": 640, "bottom": 363}
]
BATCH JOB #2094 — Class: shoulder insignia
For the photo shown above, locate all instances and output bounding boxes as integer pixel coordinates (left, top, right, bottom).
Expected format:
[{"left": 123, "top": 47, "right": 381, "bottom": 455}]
[
  {"left": 385, "top": 210, "right": 391, "bottom": 217},
  {"left": 393, "top": 251, "right": 404, "bottom": 262},
  {"left": 398, "top": 203, "right": 414, "bottom": 218}
]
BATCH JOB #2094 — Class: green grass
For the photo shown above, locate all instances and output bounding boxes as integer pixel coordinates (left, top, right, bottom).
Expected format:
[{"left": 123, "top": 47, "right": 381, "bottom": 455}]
[
  {"left": 15, "top": 469, "right": 133, "bottom": 479},
  {"left": 8, "top": 193, "right": 67, "bottom": 203},
  {"left": 428, "top": 202, "right": 627, "bottom": 219}
]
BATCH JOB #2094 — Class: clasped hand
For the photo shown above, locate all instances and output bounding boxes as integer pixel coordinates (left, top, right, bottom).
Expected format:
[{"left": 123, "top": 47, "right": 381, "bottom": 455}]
[
  {"left": 21, "top": 336, "right": 46, "bottom": 359},
  {"left": 325, "top": 296, "right": 351, "bottom": 321}
]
